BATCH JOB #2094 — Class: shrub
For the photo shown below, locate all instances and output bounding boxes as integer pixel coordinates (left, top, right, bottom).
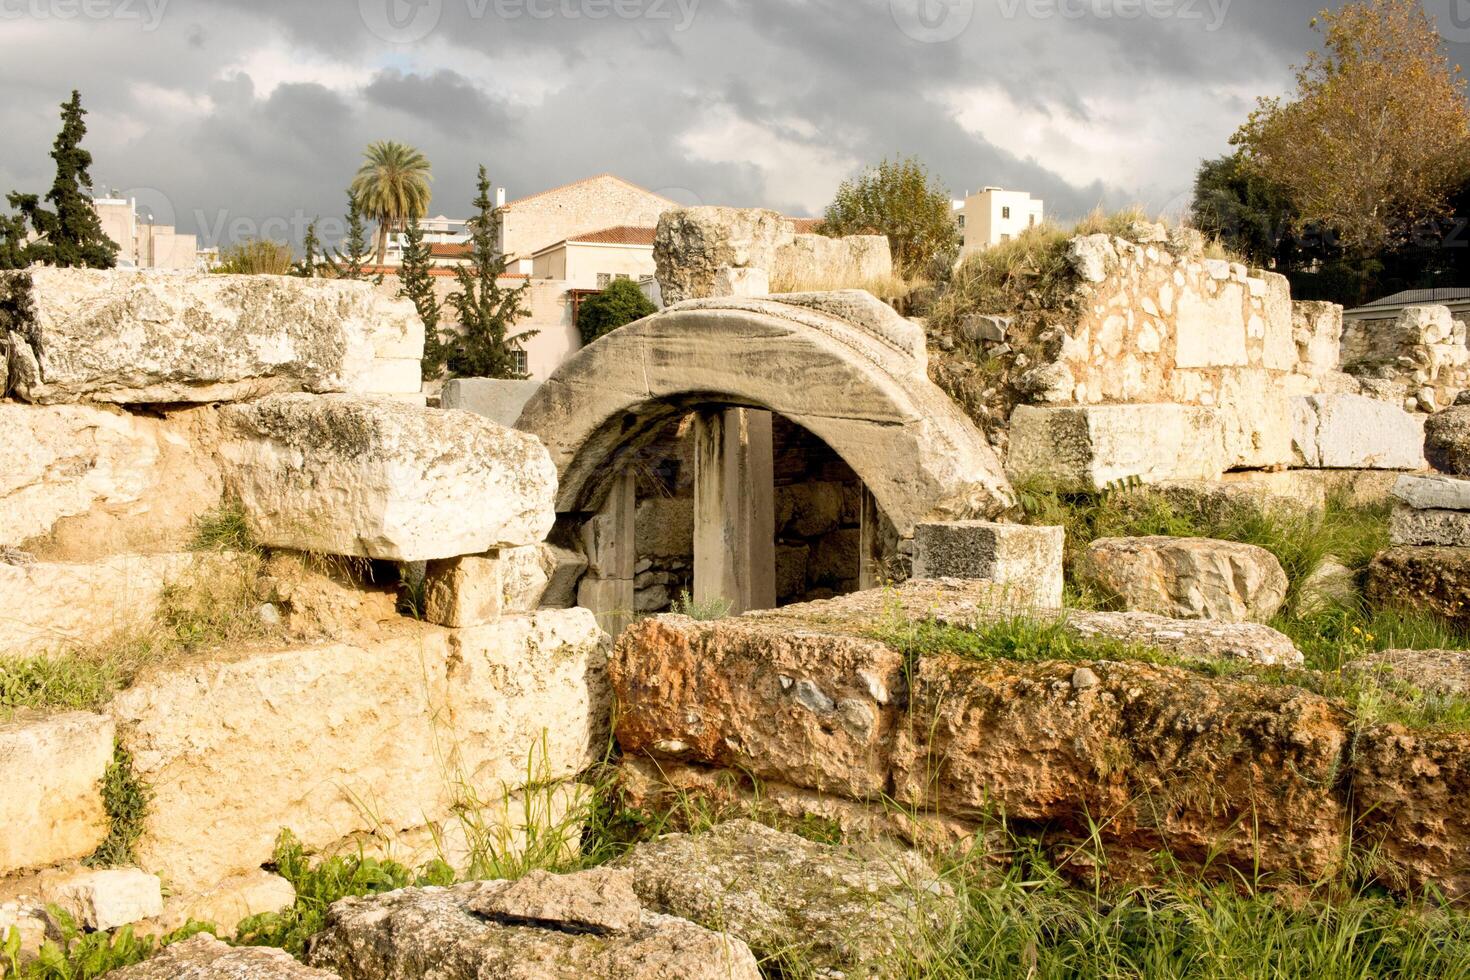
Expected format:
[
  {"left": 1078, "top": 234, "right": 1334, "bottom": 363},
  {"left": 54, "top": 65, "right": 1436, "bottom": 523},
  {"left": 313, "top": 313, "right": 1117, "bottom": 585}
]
[
  {"left": 213, "top": 239, "right": 294, "bottom": 276},
  {"left": 84, "top": 742, "right": 152, "bottom": 868},
  {"left": 576, "top": 278, "right": 656, "bottom": 345}
]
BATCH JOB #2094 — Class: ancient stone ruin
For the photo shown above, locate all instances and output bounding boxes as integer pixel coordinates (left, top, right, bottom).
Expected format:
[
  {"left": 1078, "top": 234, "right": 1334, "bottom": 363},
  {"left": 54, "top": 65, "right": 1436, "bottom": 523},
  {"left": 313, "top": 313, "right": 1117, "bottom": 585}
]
[{"left": 5, "top": 209, "right": 1470, "bottom": 977}]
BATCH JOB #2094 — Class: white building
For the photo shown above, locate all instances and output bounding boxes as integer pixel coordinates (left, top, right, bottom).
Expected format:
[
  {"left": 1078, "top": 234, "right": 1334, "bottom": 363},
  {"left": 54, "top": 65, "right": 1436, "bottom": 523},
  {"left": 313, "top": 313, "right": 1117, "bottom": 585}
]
[
  {"left": 92, "top": 196, "right": 199, "bottom": 270},
  {"left": 955, "top": 187, "right": 1044, "bottom": 258}
]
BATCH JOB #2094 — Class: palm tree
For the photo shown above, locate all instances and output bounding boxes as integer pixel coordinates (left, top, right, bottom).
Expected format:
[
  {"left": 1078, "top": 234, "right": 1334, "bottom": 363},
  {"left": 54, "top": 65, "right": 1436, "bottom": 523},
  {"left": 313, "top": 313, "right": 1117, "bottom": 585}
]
[{"left": 349, "top": 141, "right": 433, "bottom": 266}]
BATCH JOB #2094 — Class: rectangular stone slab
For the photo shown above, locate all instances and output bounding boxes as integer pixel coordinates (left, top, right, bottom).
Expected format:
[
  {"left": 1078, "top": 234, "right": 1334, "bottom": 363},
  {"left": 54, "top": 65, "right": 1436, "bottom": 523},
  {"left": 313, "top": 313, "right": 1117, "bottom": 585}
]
[
  {"left": 1007, "top": 404, "right": 1227, "bottom": 490},
  {"left": 219, "top": 393, "right": 556, "bottom": 561},
  {"left": 3, "top": 268, "right": 422, "bottom": 405},
  {"left": 1391, "top": 506, "right": 1470, "bottom": 547}
]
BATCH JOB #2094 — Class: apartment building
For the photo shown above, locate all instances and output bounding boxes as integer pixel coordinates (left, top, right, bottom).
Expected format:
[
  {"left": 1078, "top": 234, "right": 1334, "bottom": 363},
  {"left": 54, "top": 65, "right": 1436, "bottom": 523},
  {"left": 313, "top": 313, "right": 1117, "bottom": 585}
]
[{"left": 954, "top": 187, "right": 1045, "bottom": 258}]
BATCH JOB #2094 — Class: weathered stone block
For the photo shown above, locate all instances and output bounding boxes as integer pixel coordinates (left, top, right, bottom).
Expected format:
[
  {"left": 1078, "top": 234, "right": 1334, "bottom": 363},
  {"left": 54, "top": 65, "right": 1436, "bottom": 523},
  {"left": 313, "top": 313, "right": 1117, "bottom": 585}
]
[
  {"left": 440, "top": 378, "right": 543, "bottom": 427},
  {"left": 305, "top": 870, "right": 761, "bottom": 980},
  {"left": 0, "top": 402, "right": 223, "bottom": 556},
  {"left": 110, "top": 934, "right": 336, "bottom": 979},
  {"left": 1367, "top": 546, "right": 1470, "bottom": 627},
  {"left": 911, "top": 521, "right": 1064, "bottom": 608},
  {"left": 0, "top": 711, "right": 114, "bottom": 875},
  {"left": 109, "top": 611, "right": 608, "bottom": 891},
  {"left": 4, "top": 268, "right": 422, "bottom": 404},
  {"left": 1291, "top": 394, "right": 1427, "bottom": 470},
  {"left": 424, "top": 553, "right": 503, "bottom": 628},
  {"left": 1392, "top": 474, "right": 1470, "bottom": 511},
  {"left": 1292, "top": 301, "right": 1343, "bottom": 376},
  {"left": 153, "top": 870, "right": 296, "bottom": 937},
  {"left": 1391, "top": 507, "right": 1470, "bottom": 547},
  {"left": 219, "top": 394, "right": 556, "bottom": 561},
  {"left": 655, "top": 207, "right": 790, "bottom": 304},
  {"left": 1426, "top": 406, "right": 1470, "bottom": 475},
  {"left": 0, "top": 553, "right": 225, "bottom": 657},
  {"left": 41, "top": 869, "right": 163, "bottom": 931},
  {"left": 1007, "top": 404, "right": 1227, "bottom": 490},
  {"left": 1175, "top": 283, "right": 1248, "bottom": 368},
  {"left": 1078, "top": 537, "right": 1288, "bottom": 623},
  {"left": 635, "top": 497, "right": 694, "bottom": 559}
]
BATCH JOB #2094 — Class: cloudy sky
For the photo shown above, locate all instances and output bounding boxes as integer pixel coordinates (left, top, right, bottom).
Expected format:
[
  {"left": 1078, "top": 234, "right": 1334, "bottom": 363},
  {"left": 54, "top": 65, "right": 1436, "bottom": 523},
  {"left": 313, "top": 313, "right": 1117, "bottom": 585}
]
[{"left": 2, "top": 0, "right": 1464, "bottom": 246}]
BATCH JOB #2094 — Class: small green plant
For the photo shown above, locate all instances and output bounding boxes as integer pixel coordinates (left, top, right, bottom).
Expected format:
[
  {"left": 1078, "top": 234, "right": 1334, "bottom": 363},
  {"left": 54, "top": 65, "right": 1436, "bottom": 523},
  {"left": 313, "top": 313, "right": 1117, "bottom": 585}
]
[
  {"left": 670, "top": 590, "right": 733, "bottom": 622},
  {"left": 234, "top": 830, "right": 444, "bottom": 957},
  {"left": 212, "top": 240, "right": 294, "bottom": 276},
  {"left": 84, "top": 742, "right": 152, "bottom": 868},
  {"left": 576, "top": 278, "right": 657, "bottom": 345}
]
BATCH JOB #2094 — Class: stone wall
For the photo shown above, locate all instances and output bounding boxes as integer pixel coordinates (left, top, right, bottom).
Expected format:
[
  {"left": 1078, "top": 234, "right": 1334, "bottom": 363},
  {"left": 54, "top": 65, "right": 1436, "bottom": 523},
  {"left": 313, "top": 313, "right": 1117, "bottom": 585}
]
[{"left": 1342, "top": 305, "right": 1470, "bottom": 413}]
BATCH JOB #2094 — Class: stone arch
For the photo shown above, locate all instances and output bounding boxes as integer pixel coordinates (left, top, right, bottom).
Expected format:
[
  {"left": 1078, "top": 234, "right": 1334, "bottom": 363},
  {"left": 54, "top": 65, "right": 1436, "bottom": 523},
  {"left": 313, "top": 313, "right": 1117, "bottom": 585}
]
[{"left": 515, "top": 291, "right": 1014, "bottom": 534}]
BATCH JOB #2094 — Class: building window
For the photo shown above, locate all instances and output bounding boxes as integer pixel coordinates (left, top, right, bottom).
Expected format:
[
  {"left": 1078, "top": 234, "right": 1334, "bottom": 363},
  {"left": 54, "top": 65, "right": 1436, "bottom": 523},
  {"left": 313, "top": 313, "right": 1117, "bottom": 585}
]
[
  {"left": 1002, "top": 206, "right": 1011, "bottom": 219},
  {"left": 615, "top": 273, "right": 631, "bottom": 281},
  {"left": 1029, "top": 214, "right": 1037, "bottom": 227},
  {"left": 596, "top": 273, "right": 611, "bottom": 288},
  {"left": 1000, "top": 233, "right": 1011, "bottom": 243},
  {"left": 957, "top": 214, "right": 966, "bottom": 230},
  {"left": 511, "top": 349, "right": 529, "bottom": 375}
]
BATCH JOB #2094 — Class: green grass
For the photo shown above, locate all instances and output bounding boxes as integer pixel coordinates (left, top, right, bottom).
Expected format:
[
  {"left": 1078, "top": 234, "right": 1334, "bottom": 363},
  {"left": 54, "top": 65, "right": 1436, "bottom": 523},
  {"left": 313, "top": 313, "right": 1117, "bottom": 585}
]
[
  {"left": 883, "top": 848, "right": 1470, "bottom": 979},
  {"left": 5, "top": 911, "right": 214, "bottom": 980},
  {"left": 188, "top": 501, "right": 257, "bottom": 553},
  {"left": 670, "top": 590, "right": 733, "bottom": 622}
]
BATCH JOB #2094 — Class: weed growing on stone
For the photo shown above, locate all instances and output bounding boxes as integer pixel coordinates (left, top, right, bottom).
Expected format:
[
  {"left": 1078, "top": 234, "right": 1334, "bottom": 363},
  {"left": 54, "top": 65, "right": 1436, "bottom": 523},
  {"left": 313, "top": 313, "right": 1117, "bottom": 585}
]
[
  {"left": 5, "top": 909, "right": 212, "bottom": 980},
  {"left": 83, "top": 741, "right": 153, "bottom": 868},
  {"left": 671, "top": 590, "right": 733, "bottom": 621},
  {"left": 187, "top": 502, "right": 257, "bottom": 554}
]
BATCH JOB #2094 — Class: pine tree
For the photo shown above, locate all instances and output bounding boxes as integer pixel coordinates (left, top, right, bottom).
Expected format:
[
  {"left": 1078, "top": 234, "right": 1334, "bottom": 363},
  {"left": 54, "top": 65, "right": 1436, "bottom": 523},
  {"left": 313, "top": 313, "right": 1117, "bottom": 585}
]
[
  {"left": 294, "top": 220, "right": 321, "bottom": 277},
  {"left": 444, "top": 166, "right": 535, "bottom": 380},
  {"left": 18, "top": 91, "right": 117, "bottom": 269},
  {"left": 0, "top": 203, "right": 30, "bottom": 271},
  {"left": 398, "top": 215, "right": 444, "bottom": 379},
  {"left": 327, "top": 192, "right": 376, "bottom": 282}
]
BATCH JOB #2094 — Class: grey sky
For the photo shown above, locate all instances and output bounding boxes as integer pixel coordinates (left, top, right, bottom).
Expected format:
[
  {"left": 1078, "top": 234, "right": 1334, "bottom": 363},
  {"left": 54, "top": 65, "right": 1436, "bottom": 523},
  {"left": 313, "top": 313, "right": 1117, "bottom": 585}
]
[{"left": 1, "top": 0, "right": 1459, "bottom": 246}]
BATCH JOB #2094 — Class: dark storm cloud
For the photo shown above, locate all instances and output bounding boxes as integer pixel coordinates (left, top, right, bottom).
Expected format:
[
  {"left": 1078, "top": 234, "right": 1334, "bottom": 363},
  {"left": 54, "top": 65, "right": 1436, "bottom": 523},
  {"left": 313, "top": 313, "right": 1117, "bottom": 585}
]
[{"left": 1, "top": 0, "right": 1431, "bottom": 245}]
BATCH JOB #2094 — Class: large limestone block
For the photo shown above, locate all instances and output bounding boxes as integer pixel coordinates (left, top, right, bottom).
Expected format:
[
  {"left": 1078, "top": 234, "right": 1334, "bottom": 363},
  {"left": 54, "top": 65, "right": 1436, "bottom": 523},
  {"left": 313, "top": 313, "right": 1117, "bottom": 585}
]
[
  {"left": 1218, "top": 374, "right": 1294, "bottom": 469},
  {"left": 153, "top": 870, "right": 297, "bottom": 937},
  {"left": 635, "top": 498, "right": 694, "bottom": 558},
  {"left": 1007, "top": 404, "right": 1227, "bottom": 490},
  {"left": 0, "top": 712, "right": 114, "bottom": 875},
  {"left": 1292, "top": 301, "right": 1343, "bottom": 376},
  {"left": 1291, "top": 394, "right": 1427, "bottom": 470},
  {"left": 219, "top": 394, "right": 555, "bottom": 561},
  {"left": 0, "top": 402, "right": 223, "bottom": 556},
  {"left": 0, "top": 553, "right": 221, "bottom": 657},
  {"left": 110, "top": 934, "right": 338, "bottom": 979},
  {"left": 1174, "top": 281, "right": 1248, "bottom": 368},
  {"left": 1078, "top": 536, "right": 1289, "bottom": 623},
  {"left": 4, "top": 268, "right": 422, "bottom": 404},
  {"left": 305, "top": 870, "right": 761, "bottom": 980},
  {"left": 912, "top": 521, "right": 1064, "bottom": 608},
  {"left": 654, "top": 207, "right": 791, "bottom": 304},
  {"left": 614, "top": 820, "right": 954, "bottom": 975},
  {"left": 1426, "top": 406, "right": 1470, "bottom": 475},
  {"left": 109, "top": 611, "right": 608, "bottom": 891}
]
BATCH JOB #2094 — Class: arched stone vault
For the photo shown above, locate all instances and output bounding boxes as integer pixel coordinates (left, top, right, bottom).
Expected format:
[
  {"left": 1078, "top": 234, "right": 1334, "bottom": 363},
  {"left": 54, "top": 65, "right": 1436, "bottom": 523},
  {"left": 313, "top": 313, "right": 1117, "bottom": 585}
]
[{"left": 515, "top": 290, "right": 1014, "bottom": 535}]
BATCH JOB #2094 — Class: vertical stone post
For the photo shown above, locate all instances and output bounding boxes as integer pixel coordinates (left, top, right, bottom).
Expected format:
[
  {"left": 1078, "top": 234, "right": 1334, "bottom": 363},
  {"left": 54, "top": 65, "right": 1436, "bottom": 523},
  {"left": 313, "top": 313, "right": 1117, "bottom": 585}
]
[
  {"left": 858, "top": 488, "right": 883, "bottom": 591},
  {"left": 693, "top": 407, "right": 776, "bottom": 615},
  {"left": 576, "top": 468, "right": 637, "bottom": 638}
]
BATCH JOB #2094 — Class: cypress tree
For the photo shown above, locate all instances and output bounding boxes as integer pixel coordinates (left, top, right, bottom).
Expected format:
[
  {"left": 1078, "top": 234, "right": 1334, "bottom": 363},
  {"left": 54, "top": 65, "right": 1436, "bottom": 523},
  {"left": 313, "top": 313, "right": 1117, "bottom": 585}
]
[
  {"left": 294, "top": 219, "right": 321, "bottom": 278},
  {"left": 444, "top": 166, "right": 535, "bottom": 380},
  {"left": 397, "top": 215, "right": 443, "bottom": 379},
  {"left": 19, "top": 91, "right": 118, "bottom": 269},
  {"left": 328, "top": 192, "right": 375, "bottom": 282}
]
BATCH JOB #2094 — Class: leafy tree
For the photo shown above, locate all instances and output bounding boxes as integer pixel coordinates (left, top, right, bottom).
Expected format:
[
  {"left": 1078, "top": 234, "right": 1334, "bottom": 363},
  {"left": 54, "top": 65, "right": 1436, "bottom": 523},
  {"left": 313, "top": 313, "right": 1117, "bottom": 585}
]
[
  {"left": 398, "top": 215, "right": 444, "bottom": 379},
  {"left": 350, "top": 140, "right": 433, "bottom": 266},
  {"left": 327, "top": 192, "right": 376, "bottom": 282},
  {"left": 821, "top": 156, "right": 958, "bottom": 279},
  {"left": 1232, "top": 0, "right": 1470, "bottom": 253},
  {"left": 15, "top": 91, "right": 117, "bottom": 268},
  {"left": 444, "top": 166, "right": 534, "bottom": 380},
  {"left": 213, "top": 239, "right": 294, "bottom": 275},
  {"left": 294, "top": 220, "right": 321, "bottom": 277},
  {"left": 576, "top": 277, "right": 656, "bottom": 345}
]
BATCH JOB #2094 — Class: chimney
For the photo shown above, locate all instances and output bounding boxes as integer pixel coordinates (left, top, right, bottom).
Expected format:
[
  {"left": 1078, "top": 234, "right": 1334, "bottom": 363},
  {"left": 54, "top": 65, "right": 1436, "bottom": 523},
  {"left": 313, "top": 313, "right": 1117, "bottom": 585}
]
[{"left": 495, "top": 187, "right": 506, "bottom": 208}]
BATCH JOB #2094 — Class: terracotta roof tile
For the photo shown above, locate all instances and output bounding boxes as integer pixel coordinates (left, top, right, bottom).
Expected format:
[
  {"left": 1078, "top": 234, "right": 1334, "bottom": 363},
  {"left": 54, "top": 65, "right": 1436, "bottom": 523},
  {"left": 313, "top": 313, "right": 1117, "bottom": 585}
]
[{"left": 566, "top": 225, "right": 657, "bottom": 246}]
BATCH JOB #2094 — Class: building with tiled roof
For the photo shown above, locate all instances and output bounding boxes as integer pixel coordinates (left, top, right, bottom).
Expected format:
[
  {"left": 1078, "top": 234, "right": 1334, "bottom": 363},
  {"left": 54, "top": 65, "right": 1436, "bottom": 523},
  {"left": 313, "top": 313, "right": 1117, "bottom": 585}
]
[{"left": 530, "top": 225, "right": 657, "bottom": 291}]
